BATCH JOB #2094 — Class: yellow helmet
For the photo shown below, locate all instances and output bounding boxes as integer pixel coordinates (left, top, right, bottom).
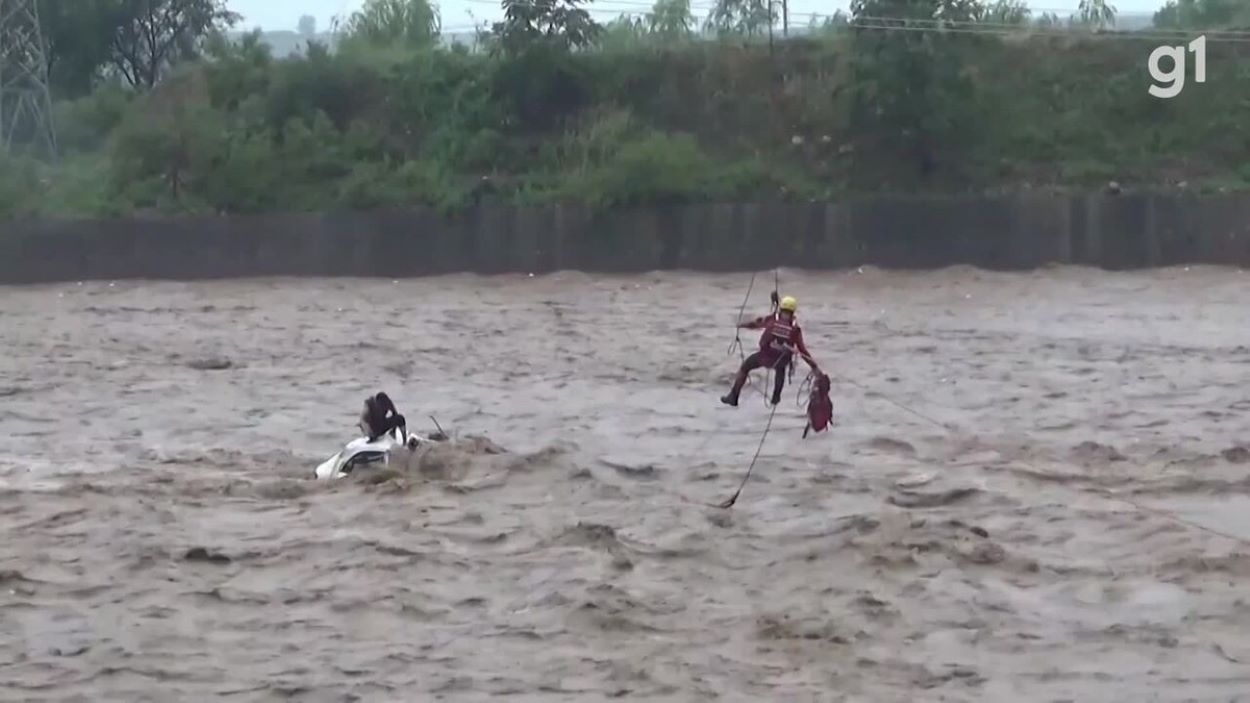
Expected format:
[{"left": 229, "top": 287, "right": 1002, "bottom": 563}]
[{"left": 779, "top": 295, "right": 797, "bottom": 312}]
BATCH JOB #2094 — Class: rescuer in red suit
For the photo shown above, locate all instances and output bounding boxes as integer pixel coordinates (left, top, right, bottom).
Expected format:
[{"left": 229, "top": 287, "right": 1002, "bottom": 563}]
[{"left": 721, "top": 295, "right": 821, "bottom": 407}]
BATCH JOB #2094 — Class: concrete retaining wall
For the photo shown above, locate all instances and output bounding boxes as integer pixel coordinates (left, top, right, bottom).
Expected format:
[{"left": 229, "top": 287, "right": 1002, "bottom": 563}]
[{"left": 2, "top": 193, "right": 1249, "bottom": 283}]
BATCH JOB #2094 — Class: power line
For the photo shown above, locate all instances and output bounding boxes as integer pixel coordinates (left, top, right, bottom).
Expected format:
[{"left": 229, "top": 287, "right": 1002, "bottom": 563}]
[
  {"left": 460, "top": 0, "right": 1250, "bottom": 42},
  {"left": 842, "top": 15, "right": 1250, "bottom": 42}
]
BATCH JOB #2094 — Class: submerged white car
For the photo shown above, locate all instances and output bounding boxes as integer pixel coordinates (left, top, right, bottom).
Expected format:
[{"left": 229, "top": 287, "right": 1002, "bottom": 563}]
[{"left": 314, "top": 427, "right": 436, "bottom": 481}]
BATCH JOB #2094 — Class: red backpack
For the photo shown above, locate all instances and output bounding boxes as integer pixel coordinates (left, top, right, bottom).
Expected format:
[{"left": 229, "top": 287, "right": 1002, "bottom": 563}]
[{"left": 803, "top": 373, "right": 833, "bottom": 438}]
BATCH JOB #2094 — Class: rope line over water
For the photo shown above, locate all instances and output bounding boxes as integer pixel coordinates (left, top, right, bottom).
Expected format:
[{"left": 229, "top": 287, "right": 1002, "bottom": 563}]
[{"left": 714, "top": 268, "right": 1249, "bottom": 547}]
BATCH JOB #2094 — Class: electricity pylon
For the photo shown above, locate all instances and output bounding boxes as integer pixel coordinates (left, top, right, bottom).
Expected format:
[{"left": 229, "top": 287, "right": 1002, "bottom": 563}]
[{"left": 0, "top": 0, "right": 56, "bottom": 158}]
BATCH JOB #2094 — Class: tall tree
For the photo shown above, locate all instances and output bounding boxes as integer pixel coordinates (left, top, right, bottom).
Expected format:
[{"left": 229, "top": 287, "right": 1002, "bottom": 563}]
[
  {"left": 806, "top": 10, "right": 849, "bottom": 36},
  {"left": 1076, "top": 0, "right": 1116, "bottom": 29},
  {"left": 704, "top": 0, "right": 774, "bottom": 38},
  {"left": 647, "top": 0, "right": 695, "bottom": 41},
  {"left": 341, "top": 0, "right": 440, "bottom": 48},
  {"left": 37, "top": 0, "right": 129, "bottom": 98},
  {"left": 492, "top": 0, "right": 600, "bottom": 55},
  {"left": 984, "top": 0, "right": 1030, "bottom": 25},
  {"left": 1035, "top": 11, "right": 1062, "bottom": 26},
  {"left": 599, "top": 15, "right": 648, "bottom": 50},
  {"left": 109, "top": 0, "right": 240, "bottom": 89},
  {"left": 298, "top": 14, "right": 317, "bottom": 35},
  {"left": 1154, "top": 0, "right": 1250, "bottom": 28},
  {"left": 489, "top": 0, "right": 599, "bottom": 135},
  {"left": 847, "top": 0, "right": 988, "bottom": 183}
]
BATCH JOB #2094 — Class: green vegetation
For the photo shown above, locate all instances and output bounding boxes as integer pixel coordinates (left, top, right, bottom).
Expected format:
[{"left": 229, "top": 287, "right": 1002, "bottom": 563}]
[
  {"left": 1154, "top": 0, "right": 1250, "bottom": 29},
  {"left": 1, "top": 0, "right": 1247, "bottom": 219}
]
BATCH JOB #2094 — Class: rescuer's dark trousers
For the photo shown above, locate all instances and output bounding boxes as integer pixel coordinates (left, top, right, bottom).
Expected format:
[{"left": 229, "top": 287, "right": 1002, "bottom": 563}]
[{"left": 722, "top": 351, "right": 791, "bottom": 406}]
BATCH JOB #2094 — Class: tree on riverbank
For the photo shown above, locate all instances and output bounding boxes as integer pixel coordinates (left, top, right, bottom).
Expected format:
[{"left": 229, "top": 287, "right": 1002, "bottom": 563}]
[
  {"left": 1153, "top": 0, "right": 1250, "bottom": 29},
  {"left": 36, "top": 0, "right": 239, "bottom": 96},
  {"left": 1, "top": 0, "right": 1246, "bottom": 219}
]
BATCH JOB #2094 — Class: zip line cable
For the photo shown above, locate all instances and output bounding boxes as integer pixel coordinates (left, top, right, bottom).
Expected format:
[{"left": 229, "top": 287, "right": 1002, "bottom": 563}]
[
  {"left": 460, "top": 0, "right": 1250, "bottom": 43},
  {"left": 723, "top": 342, "right": 1250, "bottom": 547}
]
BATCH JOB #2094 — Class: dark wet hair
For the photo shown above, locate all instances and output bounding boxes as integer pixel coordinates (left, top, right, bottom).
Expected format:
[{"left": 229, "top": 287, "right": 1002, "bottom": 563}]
[{"left": 374, "top": 392, "right": 396, "bottom": 414}]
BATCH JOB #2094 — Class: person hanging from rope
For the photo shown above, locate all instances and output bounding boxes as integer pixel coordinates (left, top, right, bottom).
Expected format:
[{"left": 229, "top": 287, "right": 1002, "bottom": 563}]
[{"left": 721, "top": 295, "right": 821, "bottom": 407}]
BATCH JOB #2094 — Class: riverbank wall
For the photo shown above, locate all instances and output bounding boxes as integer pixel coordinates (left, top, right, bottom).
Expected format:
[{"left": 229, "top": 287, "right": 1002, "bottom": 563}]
[{"left": 2, "top": 193, "right": 1248, "bottom": 283}]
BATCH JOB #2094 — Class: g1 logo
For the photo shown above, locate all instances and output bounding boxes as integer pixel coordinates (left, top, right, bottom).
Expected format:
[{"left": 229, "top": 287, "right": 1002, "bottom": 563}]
[{"left": 1148, "top": 35, "right": 1206, "bottom": 99}]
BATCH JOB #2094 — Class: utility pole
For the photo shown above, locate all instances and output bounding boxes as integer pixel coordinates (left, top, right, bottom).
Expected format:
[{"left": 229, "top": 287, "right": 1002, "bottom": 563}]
[
  {"left": 0, "top": 0, "right": 57, "bottom": 158},
  {"left": 782, "top": 0, "right": 788, "bottom": 36}
]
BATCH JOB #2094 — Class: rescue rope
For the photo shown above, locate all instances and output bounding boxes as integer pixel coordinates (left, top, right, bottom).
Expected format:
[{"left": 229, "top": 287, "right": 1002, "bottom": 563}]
[
  {"left": 761, "top": 269, "right": 781, "bottom": 406},
  {"left": 716, "top": 268, "right": 801, "bottom": 507},
  {"left": 714, "top": 399, "right": 780, "bottom": 509},
  {"left": 727, "top": 268, "right": 783, "bottom": 406},
  {"left": 716, "top": 363, "right": 1250, "bottom": 546},
  {"left": 726, "top": 272, "right": 756, "bottom": 362},
  {"left": 714, "top": 270, "right": 1250, "bottom": 538},
  {"left": 837, "top": 376, "right": 952, "bottom": 430},
  {"left": 713, "top": 279, "right": 1250, "bottom": 539},
  {"left": 795, "top": 370, "right": 816, "bottom": 409}
]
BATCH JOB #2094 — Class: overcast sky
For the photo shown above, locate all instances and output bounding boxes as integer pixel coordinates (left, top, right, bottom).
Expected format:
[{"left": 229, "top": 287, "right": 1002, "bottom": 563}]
[{"left": 227, "top": 0, "right": 1171, "bottom": 33}]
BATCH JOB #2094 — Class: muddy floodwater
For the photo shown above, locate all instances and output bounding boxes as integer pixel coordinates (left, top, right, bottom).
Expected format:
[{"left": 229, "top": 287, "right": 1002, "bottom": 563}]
[{"left": 3, "top": 266, "right": 1250, "bottom": 702}]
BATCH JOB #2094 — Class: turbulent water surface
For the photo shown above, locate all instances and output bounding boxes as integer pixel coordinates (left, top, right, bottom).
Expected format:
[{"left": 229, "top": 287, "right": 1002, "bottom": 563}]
[{"left": 3, "top": 267, "right": 1250, "bottom": 702}]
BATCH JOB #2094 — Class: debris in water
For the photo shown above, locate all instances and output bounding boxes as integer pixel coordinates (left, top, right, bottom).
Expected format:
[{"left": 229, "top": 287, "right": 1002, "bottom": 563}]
[
  {"left": 601, "top": 460, "right": 657, "bottom": 480},
  {"left": 1070, "top": 441, "right": 1126, "bottom": 464},
  {"left": 187, "top": 356, "right": 233, "bottom": 371},
  {"left": 1221, "top": 446, "right": 1250, "bottom": 464},
  {"left": 888, "top": 487, "right": 980, "bottom": 509},
  {"left": 895, "top": 472, "right": 935, "bottom": 488},
  {"left": 963, "top": 541, "right": 1007, "bottom": 565},
  {"left": 1213, "top": 643, "right": 1242, "bottom": 663},
  {"left": 183, "top": 547, "right": 232, "bottom": 565}
]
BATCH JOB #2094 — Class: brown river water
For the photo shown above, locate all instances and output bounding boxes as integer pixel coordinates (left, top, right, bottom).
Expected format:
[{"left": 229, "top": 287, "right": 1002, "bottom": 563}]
[{"left": 3, "top": 266, "right": 1250, "bottom": 702}]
